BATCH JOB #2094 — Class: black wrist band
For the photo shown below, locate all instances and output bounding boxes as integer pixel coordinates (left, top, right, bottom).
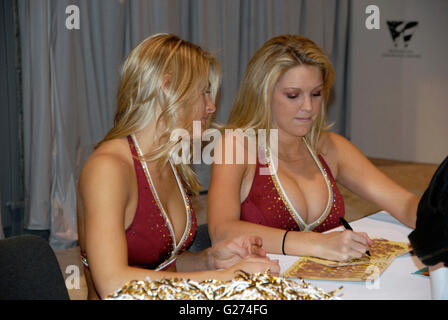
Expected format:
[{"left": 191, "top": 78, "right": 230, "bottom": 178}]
[{"left": 282, "top": 230, "right": 290, "bottom": 255}]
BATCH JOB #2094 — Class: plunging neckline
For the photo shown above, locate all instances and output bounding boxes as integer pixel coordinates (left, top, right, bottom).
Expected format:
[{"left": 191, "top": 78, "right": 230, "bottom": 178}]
[
  {"left": 267, "top": 138, "right": 334, "bottom": 231},
  {"left": 130, "top": 134, "right": 191, "bottom": 253}
]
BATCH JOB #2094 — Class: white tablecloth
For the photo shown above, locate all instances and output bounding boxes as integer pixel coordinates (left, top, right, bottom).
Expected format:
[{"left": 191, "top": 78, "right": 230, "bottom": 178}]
[{"left": 268, "top": 211, "right": 430, "bottom": 300}]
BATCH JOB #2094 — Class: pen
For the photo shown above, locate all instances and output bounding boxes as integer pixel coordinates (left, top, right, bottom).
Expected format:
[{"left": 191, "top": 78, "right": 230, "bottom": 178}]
[{"left": 339, "top": 217, "right": 371, "bottom": 256}]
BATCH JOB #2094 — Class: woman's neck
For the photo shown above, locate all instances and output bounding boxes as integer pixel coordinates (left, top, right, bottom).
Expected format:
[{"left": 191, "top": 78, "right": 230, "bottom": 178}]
[
  {"left": 275, "top": 130, "right": 308, "bottom": 162},
  {"left": 134, "top": 122, "right": 168, "bottom": 156}
]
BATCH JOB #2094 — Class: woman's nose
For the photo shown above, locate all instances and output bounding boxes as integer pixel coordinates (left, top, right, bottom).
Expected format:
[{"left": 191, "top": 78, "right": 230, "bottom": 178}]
[
  {"left": 206, "top": 98, "right": 216, "bottom": 114},
  {"left": 301, "top": 96, "right": 313, "bottom": 112}
]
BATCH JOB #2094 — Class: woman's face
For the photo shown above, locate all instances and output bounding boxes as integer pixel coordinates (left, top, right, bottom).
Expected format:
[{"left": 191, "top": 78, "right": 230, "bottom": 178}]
[
  {"left": 271, "top": 65, "right": 323, "bottom": 139},
  {"left": 192, "top": 84, "right": 216, "bottom": 129}
]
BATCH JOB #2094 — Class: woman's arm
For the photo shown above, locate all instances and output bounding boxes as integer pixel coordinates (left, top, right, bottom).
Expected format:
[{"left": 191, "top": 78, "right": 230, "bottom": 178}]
[
  {"left": 323, "top": 132, "right": 420, "bottom": 228},
  {"left": 207, "top": 134, "right": 283, "bottom": 248},
  {"left": 176, "top": 235, "right": 269, "bottom": 272},
  {"left": 79, "top": 154, "right": 278, "bottom": 299}
]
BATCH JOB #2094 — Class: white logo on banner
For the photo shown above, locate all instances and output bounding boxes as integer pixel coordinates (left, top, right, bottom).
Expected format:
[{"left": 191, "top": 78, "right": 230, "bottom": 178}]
[
  {"left": 382, "top": 21, "right": 421, "bottom": 58},
  {"left": 386, "top": 21, "right": 419, "bottom": 48}
]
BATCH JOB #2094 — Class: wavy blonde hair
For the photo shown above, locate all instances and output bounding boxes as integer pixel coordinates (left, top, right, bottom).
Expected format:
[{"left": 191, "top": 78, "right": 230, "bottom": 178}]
[
  {"left": 227, "top": 34, "right": 335, "bottom": 153},
  {"left": 99, "top": 33, "right": 221, "bottom": 194}
]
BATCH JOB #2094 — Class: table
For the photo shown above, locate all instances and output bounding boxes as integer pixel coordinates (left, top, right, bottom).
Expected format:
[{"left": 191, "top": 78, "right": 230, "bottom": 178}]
[{"left": 268, "top": 211, "right": 431, "bottom": 300}]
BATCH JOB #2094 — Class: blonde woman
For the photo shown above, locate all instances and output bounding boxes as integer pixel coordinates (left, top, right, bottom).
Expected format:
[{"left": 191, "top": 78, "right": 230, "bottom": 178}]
[
  {"left": 208, "top": 34, "right": 419, "bottom": 262},
  {"left": 77, "top": 34, "right": 279, "bottom": 300}
]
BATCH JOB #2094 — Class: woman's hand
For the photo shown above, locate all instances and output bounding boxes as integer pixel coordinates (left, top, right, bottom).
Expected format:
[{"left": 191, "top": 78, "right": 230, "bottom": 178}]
[
  {"left": 220, "top": 256, "right": 281, "bottom": 280},
  {"left": 207, "top": 235, "right": 268, "bottom": 270},
  {"left": 317, "top": 230, "right": 373, "bottom": 261}
]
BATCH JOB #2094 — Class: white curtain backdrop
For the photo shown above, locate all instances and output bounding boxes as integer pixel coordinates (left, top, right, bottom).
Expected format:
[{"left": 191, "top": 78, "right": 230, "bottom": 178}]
[{"left": 18, "top": 0, "right": 350, "bottom": 249}]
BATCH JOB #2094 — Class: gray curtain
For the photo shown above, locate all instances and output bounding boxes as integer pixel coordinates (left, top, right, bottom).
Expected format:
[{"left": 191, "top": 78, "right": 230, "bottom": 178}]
[
  {"left": 18, "top": 0, "right": 350, "bottom": 249},
  {"left": 0, "top": 201, "right": 4, "bottom": 240}
]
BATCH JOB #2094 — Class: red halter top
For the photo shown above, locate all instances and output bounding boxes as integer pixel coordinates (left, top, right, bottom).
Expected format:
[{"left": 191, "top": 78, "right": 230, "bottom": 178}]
[
  {"left": 81, "top": 135, "right": 197, "bottom": 271},
  {"left": 240, "top": 146, "right": 345, "bottom": 233}
]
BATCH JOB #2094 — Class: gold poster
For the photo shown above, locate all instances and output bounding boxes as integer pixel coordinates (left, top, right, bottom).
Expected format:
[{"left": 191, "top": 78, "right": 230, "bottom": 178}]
[{"left": 282, "top": 238, "right": 411, "bottom": 281}]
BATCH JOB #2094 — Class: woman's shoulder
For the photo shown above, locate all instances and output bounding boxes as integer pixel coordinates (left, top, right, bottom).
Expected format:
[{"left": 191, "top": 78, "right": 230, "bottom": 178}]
[
  {"left": 317, "top": 131, "right": 354, "bottom": 177},
  {"left": 318, "top": 131, "right": 352, "bottom": 155},
  {"left": 79, "top": 138, "right": 134, "bottom": 193}
]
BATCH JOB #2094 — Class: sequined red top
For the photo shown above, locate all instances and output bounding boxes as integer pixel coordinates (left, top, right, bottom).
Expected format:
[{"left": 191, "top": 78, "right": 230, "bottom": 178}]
[
  {"left": 81, "top": 135, "right": 197, "bottom": 271},
  {"left": 240, "top": 148, "right": 345, "bottom": 233}
]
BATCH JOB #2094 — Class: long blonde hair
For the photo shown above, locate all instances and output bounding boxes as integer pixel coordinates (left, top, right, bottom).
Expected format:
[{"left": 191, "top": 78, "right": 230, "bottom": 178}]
[
  {"left": 99, "top": 33, "right": 221, "bottom": 194},
  {"left": 227, "top": 34, "right": 335, "bottom": 153}
]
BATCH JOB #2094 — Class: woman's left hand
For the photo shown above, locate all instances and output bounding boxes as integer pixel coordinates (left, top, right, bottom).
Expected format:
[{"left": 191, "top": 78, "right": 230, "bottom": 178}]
[{"left": 207, "top": 235, "right": 269, "bottom": 270}]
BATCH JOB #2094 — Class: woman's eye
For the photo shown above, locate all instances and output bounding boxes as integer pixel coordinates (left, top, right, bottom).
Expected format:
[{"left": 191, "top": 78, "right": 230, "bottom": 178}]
[
  {"left": 287, "top": 94, "right": 298, "bottom": 99},
  {"left": 312, "top": 91, "right": 322, "bottom": 97}
]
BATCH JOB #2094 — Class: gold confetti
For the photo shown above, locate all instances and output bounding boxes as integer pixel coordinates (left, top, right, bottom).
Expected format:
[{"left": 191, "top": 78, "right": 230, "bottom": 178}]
[{"left": 106, "top": 271, "right": 342, "bottom": 300}]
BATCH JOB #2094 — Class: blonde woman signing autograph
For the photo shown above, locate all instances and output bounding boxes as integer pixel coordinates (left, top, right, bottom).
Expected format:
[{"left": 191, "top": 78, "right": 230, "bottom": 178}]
[
  {"left": 76, "top": 34, "right": 279, "bottom": 300},
  {"left": 208, "top": 35, "right": 420, "bottom": 262}
]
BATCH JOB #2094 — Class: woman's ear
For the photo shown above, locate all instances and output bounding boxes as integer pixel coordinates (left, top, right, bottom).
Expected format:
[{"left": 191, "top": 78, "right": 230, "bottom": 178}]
[{"left": 161, "top": 74, "right": 172, "bottom": 95}]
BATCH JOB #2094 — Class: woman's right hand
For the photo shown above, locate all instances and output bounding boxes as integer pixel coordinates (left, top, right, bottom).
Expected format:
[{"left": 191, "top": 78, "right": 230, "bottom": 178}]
[
  {"left": 221, "top": 256, "right": 281, "bottom": 281},
  {"left": 317, "top": 230, "right": 373, "bottom": 261},
  {"left": 207, "top": 235, "right": 267, "bottom": 270}
]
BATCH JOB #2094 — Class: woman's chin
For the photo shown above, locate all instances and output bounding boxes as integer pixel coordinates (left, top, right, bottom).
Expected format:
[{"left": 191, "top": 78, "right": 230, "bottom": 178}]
[{"left": 280, "top": 126, "right": 311, "bottom": 139}]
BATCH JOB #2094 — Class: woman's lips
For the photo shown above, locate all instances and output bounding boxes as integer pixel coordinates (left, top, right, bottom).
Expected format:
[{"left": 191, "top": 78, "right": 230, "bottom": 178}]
[{"left": 294, "top": 117, "right": 312, "bottom": 122}]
